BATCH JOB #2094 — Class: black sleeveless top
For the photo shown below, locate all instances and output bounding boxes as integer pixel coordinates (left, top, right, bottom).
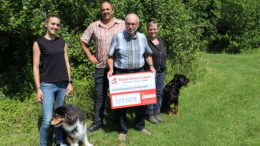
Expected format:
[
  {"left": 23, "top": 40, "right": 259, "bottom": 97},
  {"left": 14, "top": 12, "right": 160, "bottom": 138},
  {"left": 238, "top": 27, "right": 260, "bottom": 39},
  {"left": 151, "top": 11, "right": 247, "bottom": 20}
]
[
  {"left": 37, "top": 37, "right": 69, "bottom": 82},
  {"left": 147, "top": 38, "right": 167, "bottom": 73}
]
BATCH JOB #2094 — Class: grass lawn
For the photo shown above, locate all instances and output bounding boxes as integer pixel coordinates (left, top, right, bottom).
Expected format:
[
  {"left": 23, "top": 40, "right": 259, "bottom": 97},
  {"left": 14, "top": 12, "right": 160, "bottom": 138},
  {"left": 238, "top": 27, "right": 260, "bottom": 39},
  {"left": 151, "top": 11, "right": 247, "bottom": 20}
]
[{"left": 0, "top": 50, "right": 259, "bottom": 146}]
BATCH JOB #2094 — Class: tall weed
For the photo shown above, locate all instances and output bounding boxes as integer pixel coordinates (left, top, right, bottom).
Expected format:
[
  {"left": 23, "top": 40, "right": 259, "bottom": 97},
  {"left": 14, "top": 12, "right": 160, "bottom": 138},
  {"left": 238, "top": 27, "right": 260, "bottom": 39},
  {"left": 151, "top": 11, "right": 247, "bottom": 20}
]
[{"left": 166, "top": 51, "right": 207, "bottom": 84}]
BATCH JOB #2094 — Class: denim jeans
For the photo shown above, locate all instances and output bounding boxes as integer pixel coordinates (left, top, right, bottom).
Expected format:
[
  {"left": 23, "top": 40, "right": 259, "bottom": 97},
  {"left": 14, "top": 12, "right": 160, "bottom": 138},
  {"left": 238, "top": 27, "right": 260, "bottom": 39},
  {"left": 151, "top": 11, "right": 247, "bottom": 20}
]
[
  {"left": 147, "top": 72, "right": 165, "bottom": 115},
  {"left": 93, "top": 68, "right": 109, "bottom": 125},
  {"left": 39, "top": 81, "right": 67, "bottom": 146}
]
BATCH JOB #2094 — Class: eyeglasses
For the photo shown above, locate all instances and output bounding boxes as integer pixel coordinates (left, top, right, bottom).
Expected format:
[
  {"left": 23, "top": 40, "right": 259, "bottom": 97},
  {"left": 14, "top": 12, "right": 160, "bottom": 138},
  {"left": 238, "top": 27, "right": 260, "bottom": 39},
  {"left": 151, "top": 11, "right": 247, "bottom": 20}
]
[{"left": 126, "top": 22, "right": 137, "bottom": 26}]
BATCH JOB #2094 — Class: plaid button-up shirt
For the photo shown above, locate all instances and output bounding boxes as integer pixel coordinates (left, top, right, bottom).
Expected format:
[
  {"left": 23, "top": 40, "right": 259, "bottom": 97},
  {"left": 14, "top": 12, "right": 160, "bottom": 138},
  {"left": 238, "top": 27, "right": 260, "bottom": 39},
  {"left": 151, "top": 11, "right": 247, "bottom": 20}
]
[
  {"left": 108, "top": 31, "right": 152, "bottom": 70},
  {"left": 80, "top": 18, "right": 125, "bottom": 68}
]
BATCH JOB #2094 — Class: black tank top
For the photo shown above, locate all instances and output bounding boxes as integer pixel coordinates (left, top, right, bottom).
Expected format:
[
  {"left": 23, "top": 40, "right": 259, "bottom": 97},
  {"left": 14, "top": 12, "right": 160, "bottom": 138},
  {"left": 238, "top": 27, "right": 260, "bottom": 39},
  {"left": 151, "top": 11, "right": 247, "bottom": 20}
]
[{"left": 37, "top": 37, "right": 69, "bottom": 82}]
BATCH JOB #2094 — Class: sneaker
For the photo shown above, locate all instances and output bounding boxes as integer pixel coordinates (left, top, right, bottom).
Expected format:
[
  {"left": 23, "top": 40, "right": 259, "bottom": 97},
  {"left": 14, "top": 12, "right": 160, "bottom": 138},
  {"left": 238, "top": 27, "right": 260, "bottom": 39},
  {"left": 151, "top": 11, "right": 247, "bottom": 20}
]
[
  {"left": 87, "top": 123, "right": 102, "bottom": 132},
  {"left": 155, "top": 114, "right": 163, "bottom": 123},
  {"left": 147, "top": 115, "right": 159, "bottom": 124},
  {"left": 140, "top": 129, "right": 151, "bottom": 135},
  {"left": 118, "top": 133, "right": 127, "bottom": 140}
]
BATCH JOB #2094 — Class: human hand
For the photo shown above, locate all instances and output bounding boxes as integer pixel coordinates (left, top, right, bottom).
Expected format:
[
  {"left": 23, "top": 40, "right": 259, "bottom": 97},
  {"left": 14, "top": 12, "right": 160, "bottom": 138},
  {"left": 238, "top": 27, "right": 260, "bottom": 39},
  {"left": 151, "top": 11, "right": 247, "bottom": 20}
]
[
  {"left": 150, "top": 66, "right": 156, "bottom": 73},
  {"left": 36, "top": 89, "right": 43, "bottom": 103},
  {"left": 88, "top": 55, "right": 99, "bottom": 64},
  {"left": 107, "top": 70, "right": 114, "bottom": 78},
  {"left": 66, "top": 83, "right": 73, "bottom": 94}
]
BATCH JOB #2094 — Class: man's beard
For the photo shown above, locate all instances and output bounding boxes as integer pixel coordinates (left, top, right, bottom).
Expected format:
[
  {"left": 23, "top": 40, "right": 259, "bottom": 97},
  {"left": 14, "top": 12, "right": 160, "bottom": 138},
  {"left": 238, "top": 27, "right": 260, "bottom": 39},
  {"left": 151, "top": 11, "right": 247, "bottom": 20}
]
[{"left": 126, "top": 28, "right": 137, "bottom": 35}]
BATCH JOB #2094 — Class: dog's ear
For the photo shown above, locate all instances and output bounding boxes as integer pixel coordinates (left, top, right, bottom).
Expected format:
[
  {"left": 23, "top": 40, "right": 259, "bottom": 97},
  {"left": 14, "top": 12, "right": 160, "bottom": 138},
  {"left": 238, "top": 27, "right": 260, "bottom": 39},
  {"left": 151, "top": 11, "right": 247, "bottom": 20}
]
[
  {"left": 173, "top": 74, "right": 180, "bottom": 83},
  {"left": 168, "top": 79, "right": 174, "bottom": 87},
  {"left": 167, "top": 76, "right": 177, "bottom": 87},
  {"left": 65, "top": 114, "right": 72, "bottom": 121},
  {"left": 64, "top": 113, "right": 77, "bottom": 124}
]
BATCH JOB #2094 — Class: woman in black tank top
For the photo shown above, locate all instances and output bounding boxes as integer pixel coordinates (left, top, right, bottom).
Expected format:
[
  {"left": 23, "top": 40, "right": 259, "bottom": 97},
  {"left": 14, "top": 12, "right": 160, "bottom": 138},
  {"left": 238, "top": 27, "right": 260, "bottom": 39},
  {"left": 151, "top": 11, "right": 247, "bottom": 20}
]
[{"left": 32, "top": 13, "right": 73, "bottom": 146}]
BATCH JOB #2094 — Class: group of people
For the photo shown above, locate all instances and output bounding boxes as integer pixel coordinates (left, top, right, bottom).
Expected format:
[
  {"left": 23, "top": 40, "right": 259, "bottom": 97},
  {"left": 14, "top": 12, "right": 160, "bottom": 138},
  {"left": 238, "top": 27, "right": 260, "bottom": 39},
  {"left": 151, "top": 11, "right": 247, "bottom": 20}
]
[{"left": 33, "top": 1, "right": 167, "bottom": 145}]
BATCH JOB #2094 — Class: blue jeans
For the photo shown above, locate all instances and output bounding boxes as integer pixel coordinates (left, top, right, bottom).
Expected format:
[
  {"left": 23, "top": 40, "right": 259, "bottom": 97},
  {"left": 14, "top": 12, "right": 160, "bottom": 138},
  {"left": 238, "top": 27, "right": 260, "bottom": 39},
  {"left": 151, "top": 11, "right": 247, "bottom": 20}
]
[
  {"left": 147, "top": 72, "right": 165, "bottom": 115},
  {"left": 39, "top": 81, "right": 67, "bottom": 146}
]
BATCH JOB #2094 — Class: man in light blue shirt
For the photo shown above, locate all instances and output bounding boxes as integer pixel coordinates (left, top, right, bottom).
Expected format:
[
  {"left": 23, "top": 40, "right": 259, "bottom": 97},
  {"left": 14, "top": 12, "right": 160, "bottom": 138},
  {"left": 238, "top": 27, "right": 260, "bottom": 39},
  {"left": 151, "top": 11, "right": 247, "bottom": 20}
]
[
  {"left": 107, "top": 13, "right": 156, "bottom": 141},
  {"left": 107, "top": 14, "right": 155, "bottom": 73},
  {"left": 108, "top": 31, "right": 152, "bottom": 70}
]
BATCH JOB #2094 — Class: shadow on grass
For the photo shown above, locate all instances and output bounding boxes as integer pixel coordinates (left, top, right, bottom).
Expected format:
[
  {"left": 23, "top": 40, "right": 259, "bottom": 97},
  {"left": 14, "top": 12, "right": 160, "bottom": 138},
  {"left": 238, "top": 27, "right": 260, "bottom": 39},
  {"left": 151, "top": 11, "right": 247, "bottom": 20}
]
[{"left": 103, "top": 106, "right": 148, "bottom": 133}]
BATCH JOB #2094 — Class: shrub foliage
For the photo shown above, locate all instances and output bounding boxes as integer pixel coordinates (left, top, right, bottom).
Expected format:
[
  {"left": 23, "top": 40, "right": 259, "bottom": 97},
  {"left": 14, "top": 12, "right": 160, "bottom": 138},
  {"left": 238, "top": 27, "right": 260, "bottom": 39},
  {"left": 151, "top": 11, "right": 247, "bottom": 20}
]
[{"left": 0, "top": 0, "right": 259, "bottom": 125}]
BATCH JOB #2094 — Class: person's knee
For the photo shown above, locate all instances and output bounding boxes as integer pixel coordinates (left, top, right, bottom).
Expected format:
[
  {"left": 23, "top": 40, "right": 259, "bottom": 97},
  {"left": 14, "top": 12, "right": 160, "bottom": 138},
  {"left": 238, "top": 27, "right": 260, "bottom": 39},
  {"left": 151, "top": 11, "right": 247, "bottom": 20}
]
[
  {"left": 41, "top": 119, "right": 51, "bottom": 128},
  {"left": 41, "top": 114, "right": 52, "bottom": 128}
]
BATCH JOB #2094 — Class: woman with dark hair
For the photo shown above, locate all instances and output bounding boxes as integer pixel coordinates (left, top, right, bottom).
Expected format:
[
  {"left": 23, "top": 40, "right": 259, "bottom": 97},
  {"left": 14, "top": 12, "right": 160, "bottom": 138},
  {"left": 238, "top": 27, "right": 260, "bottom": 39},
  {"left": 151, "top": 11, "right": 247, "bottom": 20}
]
[{"left": 32, "top": 13, "right": 73, "bottom": 146}]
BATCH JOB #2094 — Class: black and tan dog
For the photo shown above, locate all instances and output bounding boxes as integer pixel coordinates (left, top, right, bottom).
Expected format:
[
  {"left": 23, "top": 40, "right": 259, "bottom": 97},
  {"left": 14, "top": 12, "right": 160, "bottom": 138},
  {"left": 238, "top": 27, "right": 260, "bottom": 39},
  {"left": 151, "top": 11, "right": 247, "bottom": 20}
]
[
  {"left": 161, "top": 74, "right": 189, "bottom": 116},
  {"left": 51, "top": 105, "right": 93, "bottom": 146}
]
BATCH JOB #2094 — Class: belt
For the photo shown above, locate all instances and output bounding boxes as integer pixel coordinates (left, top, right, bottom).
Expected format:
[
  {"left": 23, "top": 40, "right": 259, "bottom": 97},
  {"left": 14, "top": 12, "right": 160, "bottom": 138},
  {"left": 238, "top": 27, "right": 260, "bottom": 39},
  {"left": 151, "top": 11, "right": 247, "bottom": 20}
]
[{"left": 115, "top": 67, "right": 143, "bottom": 73}]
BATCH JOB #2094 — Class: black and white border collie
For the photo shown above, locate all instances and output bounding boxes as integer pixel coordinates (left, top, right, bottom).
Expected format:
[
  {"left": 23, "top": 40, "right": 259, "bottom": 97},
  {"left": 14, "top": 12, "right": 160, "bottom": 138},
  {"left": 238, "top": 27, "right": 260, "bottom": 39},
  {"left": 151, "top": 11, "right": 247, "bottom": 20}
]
[{"left": 51, "top": 105, "right": 93, "bottom": 146}]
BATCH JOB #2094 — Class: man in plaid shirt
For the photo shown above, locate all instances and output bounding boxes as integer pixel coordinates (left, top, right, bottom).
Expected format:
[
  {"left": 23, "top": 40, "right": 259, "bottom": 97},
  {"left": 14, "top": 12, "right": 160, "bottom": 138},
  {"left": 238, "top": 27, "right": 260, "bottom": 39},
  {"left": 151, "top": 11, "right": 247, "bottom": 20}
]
[{"left": 80, "top": 1, "right": 125, "bottom": 132}]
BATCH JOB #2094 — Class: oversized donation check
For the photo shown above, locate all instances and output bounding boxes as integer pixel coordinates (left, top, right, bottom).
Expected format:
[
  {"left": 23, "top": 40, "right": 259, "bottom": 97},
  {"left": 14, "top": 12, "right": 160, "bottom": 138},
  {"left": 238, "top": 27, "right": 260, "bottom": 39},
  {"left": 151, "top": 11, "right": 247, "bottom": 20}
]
[{"left": 108, "top": 72, "right": 157, "bottom": 109}]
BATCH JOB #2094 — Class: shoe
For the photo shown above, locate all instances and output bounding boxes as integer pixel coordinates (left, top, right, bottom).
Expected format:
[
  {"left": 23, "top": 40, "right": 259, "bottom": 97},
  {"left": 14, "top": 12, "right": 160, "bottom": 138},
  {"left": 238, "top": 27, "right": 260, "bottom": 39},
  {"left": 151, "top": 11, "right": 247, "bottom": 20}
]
[
  {"left": 140, "top": 129, "right": 151, "bottom": 135},
  {"left": 147, "top": 115, "right": 159, "bottom": 124},
  {"left": 155, "top": 114, "right": 163, "bottom": 123},
  {"left": 56, "top": 144, "right": 68, "bottom": 146},
  {"left": 87, "top": 123, "right": 102, "bottom": 132},
  {"left": 118, "top": 133, "right": 127, "bottom": 140}
]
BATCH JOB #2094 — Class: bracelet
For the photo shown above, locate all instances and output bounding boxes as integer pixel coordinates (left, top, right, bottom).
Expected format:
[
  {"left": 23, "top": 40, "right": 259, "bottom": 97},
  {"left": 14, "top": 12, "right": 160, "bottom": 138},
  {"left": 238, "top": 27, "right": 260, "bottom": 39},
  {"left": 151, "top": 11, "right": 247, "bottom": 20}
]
[
  {"left": 36, "top": 87, "right": 41, "bottom": 90},
  {"left": 149, "top": 64, "right": 154, "bottom": 66},
  {"left": 68, "top": 80, "right": 73, "bottom": 84}
]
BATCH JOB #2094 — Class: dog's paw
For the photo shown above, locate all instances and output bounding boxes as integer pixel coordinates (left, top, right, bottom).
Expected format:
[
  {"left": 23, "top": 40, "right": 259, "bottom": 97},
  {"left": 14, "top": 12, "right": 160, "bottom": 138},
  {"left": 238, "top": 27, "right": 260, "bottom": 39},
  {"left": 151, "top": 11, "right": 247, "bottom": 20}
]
[
  {"left": 176, "top": 112, "right": 180, "bottom": 116},
  {"left": 167, "top": 111, "right": 173, "bottom": 117},
  {"left": 86, "top": 143, "right": 94, "bottom": 146}
]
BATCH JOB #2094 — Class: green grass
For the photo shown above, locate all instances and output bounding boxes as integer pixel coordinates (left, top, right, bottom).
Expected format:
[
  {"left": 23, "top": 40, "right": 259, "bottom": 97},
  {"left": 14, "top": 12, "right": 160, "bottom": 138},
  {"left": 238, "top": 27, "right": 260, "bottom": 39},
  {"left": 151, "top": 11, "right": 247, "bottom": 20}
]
[{"left": 1, "top": 50, "right": 260, "bottom": 146}]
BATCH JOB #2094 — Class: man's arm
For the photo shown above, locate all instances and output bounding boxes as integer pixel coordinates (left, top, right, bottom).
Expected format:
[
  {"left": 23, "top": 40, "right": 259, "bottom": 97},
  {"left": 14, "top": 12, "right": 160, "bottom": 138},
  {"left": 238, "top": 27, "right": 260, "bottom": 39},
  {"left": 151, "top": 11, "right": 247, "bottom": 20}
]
[
  {"left": 80, "top": 40, "right": 99, "bottom": 64},
  {"left": 145, "top": 54, "right": 156, "bottom": 72},
  {"left": 107, "top": 34, "right": 118, "bottom": 77},
  {"left": 107, "top": 56, "right": 114, "bottom": 77}
]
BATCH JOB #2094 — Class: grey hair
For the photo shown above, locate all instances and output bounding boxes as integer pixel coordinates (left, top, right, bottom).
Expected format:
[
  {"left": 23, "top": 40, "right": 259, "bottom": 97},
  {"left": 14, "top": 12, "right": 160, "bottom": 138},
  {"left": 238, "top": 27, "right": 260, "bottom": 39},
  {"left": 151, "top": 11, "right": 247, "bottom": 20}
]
[
  {"left": 147, "top": 21, "right": 158, "bottom": 28},
  {"left": 125, "top": 13, "right": 140, "bottom": 23}
]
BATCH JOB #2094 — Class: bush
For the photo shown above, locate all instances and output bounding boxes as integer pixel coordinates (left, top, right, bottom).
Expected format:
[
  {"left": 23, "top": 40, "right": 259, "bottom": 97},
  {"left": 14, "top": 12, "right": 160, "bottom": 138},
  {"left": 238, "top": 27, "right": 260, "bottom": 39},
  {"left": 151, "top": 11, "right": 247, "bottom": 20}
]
[
  {"left": 65, "top": 79, "right": 95, "bottom": 118},
  {"left": 1, "top": 0, "right": 205, "bottom": 97},
  {"left": 0, "top": 97, "right": 41, "bottom": 134},
  {"left": 186, "top": 0, "right": 259, "bottom": 53},
  {"left": 2, "top": 0, "right": 258, "bottom": 125}
]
